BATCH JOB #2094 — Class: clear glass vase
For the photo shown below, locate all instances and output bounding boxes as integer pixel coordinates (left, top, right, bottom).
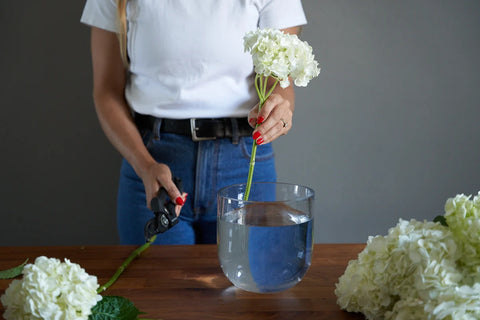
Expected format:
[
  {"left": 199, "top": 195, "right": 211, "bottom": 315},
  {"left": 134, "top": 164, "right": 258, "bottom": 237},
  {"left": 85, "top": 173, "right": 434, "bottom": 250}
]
[{"left": 217, "top": 182, "right": 314, "bottom": 293}]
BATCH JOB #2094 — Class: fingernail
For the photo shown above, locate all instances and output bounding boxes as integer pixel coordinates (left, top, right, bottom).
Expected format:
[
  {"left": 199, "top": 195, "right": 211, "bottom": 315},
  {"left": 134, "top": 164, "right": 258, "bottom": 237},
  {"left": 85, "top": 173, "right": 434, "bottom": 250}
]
[
  {"left": 256, "top": 137, "right": 264, "bottom": 145},
  {"left": 253, "top": 131, "right": 261, "bottom": 140},
  {"left": 249, "top": 118, "right": 256, "bottom": 125},
  {"left": 257, "top": 116, "right": 265, "bottom": 124},
  {"left": 176, "top": 197, "right": 185, "bottom": 206}
]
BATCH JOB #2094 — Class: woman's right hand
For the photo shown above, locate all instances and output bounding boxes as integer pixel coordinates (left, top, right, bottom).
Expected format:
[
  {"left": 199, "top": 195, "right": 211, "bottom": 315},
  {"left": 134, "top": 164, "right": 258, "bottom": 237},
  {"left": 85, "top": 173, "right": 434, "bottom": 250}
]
[{"left": 138, "top": 161, "right": 187, "bottom": 215}]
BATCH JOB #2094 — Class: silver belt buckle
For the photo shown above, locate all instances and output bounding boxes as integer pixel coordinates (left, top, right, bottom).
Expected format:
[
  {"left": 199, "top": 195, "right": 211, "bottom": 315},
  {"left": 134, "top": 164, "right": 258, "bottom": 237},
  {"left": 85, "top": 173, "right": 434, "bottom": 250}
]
[{"left": 190, "top": 119, "right": 216, "bottom": 142}]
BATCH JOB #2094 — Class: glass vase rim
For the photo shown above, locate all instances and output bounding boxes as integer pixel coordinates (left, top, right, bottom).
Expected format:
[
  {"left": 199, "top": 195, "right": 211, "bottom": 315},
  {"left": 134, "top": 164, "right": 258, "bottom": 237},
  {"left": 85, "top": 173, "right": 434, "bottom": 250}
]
[{"left": 218, "top": 181, "right": 315, "bottom": 203}]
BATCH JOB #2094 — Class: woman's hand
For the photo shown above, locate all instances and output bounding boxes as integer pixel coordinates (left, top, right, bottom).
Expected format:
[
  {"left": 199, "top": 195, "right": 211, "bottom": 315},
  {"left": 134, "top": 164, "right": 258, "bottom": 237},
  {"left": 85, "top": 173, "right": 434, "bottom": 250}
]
[
  {"left": 138, "top": 161, "right": 187, "bottom": 215},
  {"left": 248, "top": 86, "right": 294, "bottom": 145}
]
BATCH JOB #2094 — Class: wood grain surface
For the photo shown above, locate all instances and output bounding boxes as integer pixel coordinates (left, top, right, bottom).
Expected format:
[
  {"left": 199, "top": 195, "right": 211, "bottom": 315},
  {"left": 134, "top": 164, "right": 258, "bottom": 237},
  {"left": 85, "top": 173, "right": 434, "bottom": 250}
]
[{"left": 0, "top": 244, "right": 366, "bottom": 320}]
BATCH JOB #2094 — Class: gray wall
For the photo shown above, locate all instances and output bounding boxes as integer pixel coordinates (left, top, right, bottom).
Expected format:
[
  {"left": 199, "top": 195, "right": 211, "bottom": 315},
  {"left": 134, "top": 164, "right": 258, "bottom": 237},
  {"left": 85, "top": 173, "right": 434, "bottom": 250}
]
[{"left": 1, "top": 1, "right": 479, "bottom": 245}]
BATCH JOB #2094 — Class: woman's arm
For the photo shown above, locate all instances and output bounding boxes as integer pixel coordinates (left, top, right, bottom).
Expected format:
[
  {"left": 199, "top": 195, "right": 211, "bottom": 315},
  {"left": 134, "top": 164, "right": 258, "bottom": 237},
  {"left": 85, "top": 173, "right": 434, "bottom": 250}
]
[
  {"left": 248, "top": 26, "right": 299, "bottom": 145},
  {"left": 90, "top": 27, "right": 185, "bottom": 209}
]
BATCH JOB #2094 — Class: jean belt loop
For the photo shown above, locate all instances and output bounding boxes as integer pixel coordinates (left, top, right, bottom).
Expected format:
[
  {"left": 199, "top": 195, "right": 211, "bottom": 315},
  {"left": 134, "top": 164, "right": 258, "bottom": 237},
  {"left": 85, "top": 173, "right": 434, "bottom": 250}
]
[
  {"left": 230, "top": 118, "right": 240, "bottom": 145},
  {"left": 153, "top": 118, "right": 163, "bottom": 141}
]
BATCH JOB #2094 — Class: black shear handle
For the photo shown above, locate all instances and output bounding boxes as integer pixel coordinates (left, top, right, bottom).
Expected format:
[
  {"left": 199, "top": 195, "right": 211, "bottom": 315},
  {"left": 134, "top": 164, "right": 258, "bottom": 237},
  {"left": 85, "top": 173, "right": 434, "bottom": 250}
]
[
  {"left": 144, "top": 177, "right": 183, "bottom": 241},
  {"left": 150, "top": 177, "right": 183, "bottom": 211}
]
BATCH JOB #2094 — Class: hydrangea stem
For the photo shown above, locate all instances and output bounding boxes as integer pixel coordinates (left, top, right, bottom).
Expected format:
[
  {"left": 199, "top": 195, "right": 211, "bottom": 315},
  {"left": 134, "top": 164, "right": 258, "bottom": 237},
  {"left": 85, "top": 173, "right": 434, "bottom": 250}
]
[
  {"left": 243, "top": 74, "right": 278, "bottom": 201},
  {"left": 97, "top": 235, "right": 157, "bottom": 293}
]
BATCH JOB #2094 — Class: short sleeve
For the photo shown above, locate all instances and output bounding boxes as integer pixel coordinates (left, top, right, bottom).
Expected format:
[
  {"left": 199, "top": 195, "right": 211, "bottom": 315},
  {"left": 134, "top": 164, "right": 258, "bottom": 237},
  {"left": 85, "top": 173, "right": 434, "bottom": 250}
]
[
  {"left": 257, "top": 0, "right": 307, "bottom": 29},
  {"left": 80, "top": 0, "right": 118, "bottom": 33}
]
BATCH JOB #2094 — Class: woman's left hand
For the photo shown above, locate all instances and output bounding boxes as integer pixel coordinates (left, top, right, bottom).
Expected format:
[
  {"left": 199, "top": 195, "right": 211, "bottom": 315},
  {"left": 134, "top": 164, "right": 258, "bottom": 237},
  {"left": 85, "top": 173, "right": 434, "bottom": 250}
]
[{"left": 248, "top": 92, "right": 293, "bottom": 145}]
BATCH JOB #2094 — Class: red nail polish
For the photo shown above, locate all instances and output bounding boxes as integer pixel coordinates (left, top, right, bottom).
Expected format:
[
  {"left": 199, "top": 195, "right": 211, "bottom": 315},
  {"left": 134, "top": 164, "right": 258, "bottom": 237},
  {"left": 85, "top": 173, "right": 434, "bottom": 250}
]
[
  {"left": 176, "top": 197, "right": 185, "bottom": 206},
  {"left": 257, "top": 116, "right": 265, "bottom": 124},
  {"left": 256, "top": 137, "right": 264, "bottom": 145},
  {"left": 253, "top": 131, "right": 261, "bottom": 140}
]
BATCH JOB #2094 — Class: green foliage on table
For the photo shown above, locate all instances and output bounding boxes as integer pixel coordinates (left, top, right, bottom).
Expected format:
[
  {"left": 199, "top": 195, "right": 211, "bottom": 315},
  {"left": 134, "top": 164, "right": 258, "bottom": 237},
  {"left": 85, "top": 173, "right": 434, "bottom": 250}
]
[
  {"left": 89, "top": 296, "right": 147, "bottom": 320},
  {"left": 0, "top": 259, "right": 28, "bottom": 279}
]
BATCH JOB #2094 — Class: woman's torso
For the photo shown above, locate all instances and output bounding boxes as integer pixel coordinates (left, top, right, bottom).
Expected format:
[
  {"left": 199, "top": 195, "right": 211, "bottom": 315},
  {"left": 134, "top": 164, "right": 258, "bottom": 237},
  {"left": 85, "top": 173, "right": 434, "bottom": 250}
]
[{"left": 125, "top": 0, "right": 262, "bottom": 119}]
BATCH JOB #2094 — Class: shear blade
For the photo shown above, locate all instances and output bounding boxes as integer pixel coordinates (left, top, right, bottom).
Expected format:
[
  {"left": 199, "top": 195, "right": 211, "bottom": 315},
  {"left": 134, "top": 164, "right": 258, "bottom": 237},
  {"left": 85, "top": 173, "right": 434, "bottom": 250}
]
[{"left": 144, "top": 218, "right": 158, "bottom": 241}]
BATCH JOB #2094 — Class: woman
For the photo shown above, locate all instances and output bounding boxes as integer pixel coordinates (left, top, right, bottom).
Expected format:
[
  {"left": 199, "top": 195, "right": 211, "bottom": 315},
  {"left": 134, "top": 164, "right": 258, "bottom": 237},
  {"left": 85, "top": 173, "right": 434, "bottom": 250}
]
[{"left": 81, "top": 0, "right": 307, "bottom": 244}]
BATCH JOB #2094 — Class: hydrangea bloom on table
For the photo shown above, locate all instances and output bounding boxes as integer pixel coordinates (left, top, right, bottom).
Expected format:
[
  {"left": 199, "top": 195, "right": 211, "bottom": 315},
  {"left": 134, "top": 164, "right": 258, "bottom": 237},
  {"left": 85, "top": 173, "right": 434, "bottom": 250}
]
[
  {"left": 335, "top": 192, "right": 480, "bottom": 320},
  {"left": 444, "top": 193, "right": 480, "bottom": 279},
  {"left": 1, "top": 256, "right": 102, "bottom": 320}
]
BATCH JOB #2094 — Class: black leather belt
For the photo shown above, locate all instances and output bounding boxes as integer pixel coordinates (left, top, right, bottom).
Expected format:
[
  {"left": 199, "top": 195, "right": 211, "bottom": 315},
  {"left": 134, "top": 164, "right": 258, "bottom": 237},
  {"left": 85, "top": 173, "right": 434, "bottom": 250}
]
[{"left": 134, "top": 113, "right": 253, "bottom": 142}]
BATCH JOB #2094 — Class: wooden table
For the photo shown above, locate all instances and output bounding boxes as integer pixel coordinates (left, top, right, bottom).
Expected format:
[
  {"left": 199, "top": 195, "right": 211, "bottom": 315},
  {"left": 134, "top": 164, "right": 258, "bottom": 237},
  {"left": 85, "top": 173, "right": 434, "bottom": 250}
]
[{"left": 0, "top": 244, "right": 365, "bottom": 320}]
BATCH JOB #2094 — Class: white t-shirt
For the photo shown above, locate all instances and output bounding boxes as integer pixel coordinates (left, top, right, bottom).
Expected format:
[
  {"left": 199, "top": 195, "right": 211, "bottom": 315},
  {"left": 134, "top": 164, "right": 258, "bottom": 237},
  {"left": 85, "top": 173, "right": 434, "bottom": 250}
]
[{"left": 81, "top": 0, "right": 307, "bottom": 119}]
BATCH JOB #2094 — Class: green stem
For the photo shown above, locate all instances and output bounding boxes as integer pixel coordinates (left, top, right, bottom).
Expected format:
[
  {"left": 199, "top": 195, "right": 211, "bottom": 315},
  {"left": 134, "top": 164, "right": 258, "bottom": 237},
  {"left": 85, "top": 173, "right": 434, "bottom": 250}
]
[
  {"left": 265, "top": 79, "right": 279, "bottom": 100},
  {"left": 263, "top": 75, "right": 268, "bottom": 97},
  {"left": 244, "top": 76, "right": 279, "bottom": 201},
  {"left": 244, "top": 142, "right": 257, "bottom": 201},
  {"left": 254, "top": 73, "right": 262, "bottom": 100},
  {"left": 97, "top": 235, "right": 157, "bottom": 294}
]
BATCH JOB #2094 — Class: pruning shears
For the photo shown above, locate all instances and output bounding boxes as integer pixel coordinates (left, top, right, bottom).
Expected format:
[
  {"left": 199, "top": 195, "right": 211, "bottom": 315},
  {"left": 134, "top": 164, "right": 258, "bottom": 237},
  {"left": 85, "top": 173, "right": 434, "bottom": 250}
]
[{"left": 144, "top": 177, "right": 183, "bottom": 242}]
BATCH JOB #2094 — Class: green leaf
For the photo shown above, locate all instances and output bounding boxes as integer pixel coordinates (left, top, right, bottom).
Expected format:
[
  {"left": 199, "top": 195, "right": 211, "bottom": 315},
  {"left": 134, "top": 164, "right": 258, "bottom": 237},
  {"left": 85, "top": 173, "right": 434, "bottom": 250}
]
[
  {"left": 433, "top": 215, "right": 448, "bottom": 227},
  {"left": 89, "top": 296, "right": 145, "bottom": 320},
  {"left": 0, "top": 259, "right": 28, "bottom": 279}
]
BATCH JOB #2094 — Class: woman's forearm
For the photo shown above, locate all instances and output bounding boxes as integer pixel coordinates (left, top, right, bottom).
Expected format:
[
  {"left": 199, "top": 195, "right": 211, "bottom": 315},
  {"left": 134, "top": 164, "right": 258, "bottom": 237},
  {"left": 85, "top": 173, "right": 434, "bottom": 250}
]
[{"left": 93, "top": 92, "right": 155, "bottom": 178}]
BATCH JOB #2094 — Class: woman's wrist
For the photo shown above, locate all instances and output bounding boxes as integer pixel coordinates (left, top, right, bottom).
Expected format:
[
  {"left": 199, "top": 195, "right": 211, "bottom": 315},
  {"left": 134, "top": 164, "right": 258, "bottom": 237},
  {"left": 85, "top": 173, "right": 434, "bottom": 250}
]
[{"left": 130, "top": 152, "right": 157, "bottom": 181}]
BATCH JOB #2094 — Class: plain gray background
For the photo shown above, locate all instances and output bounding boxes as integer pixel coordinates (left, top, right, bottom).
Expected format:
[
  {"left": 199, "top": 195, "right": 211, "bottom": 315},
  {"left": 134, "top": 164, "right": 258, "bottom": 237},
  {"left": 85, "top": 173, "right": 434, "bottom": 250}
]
[{"left": 1, "top": 1, "right": 479, "bottom": 245}]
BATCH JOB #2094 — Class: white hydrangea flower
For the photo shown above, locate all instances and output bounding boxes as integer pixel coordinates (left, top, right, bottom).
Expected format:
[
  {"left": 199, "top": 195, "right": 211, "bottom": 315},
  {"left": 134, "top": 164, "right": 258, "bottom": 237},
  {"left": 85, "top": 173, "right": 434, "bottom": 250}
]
[
  {"left": 444, "top": 192, "right": 480, "bottom": 279},
  {"left": 335, "top": 219, "right": 463, "bottom": 320},
  {"left": 243, "top": 28, "right": 320, "bottom": 88},
  {"left": 336, "top": 192, "right": 480, "bottom": 320},
  {"left": 1, "top": 256, "right": 102, "bottom": 320}
]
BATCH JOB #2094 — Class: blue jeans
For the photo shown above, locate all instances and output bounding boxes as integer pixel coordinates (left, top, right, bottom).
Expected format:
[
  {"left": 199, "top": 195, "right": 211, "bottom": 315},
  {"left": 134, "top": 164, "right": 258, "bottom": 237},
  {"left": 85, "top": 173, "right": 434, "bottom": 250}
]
[{"left": 117, "top": 130, "right": 277, "bottom": 245}]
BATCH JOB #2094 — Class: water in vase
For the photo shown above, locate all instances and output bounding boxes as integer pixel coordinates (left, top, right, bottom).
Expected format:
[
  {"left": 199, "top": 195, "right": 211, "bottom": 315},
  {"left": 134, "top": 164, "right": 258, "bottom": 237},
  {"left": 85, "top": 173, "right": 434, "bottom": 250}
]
[{"left": 217, "top": 202, "right": 313, "bottom": 293}]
